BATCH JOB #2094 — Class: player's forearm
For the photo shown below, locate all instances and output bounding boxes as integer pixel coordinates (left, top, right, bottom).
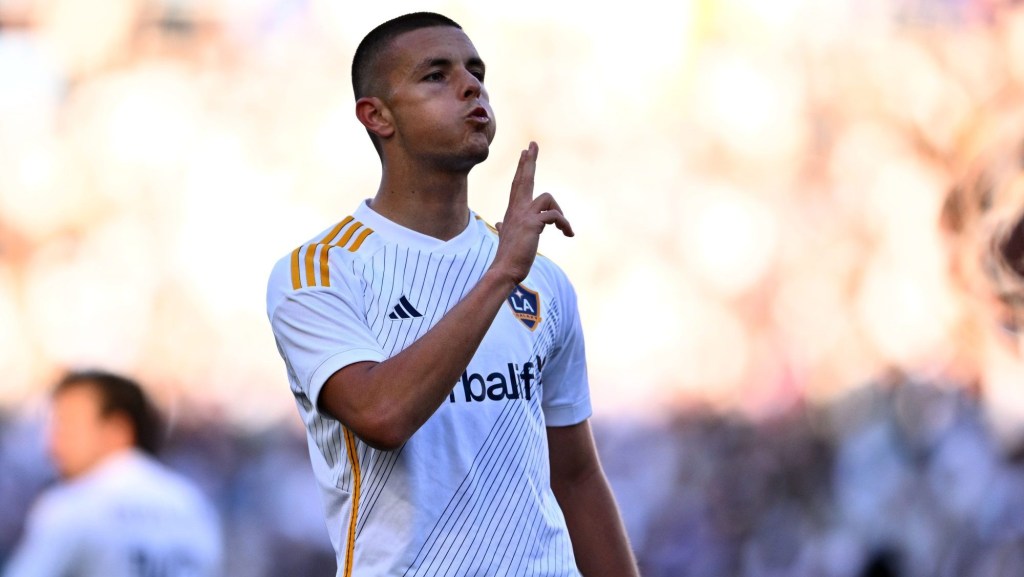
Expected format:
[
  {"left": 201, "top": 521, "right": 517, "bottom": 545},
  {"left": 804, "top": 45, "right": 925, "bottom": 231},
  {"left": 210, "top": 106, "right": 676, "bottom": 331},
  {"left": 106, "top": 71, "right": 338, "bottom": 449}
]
[
  {"left": 554, "top": 469, "right": 639, "bottom": 577},
  {"left": 320, "top": 267, "right": 518, "bottom": 450},
  {"left": 320, "top": 143, "right": 567, "bottom": 450}
]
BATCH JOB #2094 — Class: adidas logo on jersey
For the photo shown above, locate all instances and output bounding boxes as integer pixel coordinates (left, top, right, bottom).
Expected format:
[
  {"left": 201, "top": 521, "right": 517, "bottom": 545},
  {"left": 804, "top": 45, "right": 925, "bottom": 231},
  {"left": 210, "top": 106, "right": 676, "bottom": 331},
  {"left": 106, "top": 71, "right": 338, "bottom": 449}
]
[{"left": 388, "top": 296, "right": 423, "bottom": 320}]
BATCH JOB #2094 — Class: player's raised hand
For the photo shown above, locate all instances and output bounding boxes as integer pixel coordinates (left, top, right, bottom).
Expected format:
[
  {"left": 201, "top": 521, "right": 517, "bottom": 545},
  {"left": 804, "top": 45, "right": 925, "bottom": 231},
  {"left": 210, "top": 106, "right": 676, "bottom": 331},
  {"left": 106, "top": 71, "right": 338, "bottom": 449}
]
[{"left": 492, "top": 142, "right": 574, "bottom": 284}]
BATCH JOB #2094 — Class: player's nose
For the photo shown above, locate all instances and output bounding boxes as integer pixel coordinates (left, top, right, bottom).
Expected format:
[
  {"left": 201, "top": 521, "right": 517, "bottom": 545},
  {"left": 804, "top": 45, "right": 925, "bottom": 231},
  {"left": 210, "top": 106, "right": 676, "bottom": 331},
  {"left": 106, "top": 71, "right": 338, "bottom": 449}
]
[{"left": 460, "top": 69, "right": 482, "bottom": 99}]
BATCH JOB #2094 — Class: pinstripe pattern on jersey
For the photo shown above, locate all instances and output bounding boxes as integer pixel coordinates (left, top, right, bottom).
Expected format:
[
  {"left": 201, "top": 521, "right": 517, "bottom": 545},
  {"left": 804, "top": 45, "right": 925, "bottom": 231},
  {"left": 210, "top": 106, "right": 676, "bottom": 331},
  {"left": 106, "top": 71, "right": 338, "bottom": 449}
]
[
  {"left": 289, "top": 216, "right": 374, "bottom": 289},
  {"left": 355, "top": 443, "right": 404, "bottom": 539},
  {"left": 350, "top": 237, "right": 498, "bottom": 537},
  {"left": 403, "top": 378, "right": 545, "bottom": 577},
  {"left": 401, "top": 300, "right": 576, "bottom": 577},
  {"left": 308, "top": 217, "right": 353, "bottom": 287},
  {"left": 294, "top": 223, "right": 576, "bottom": 575},
  {"left": 286, "top": 235, "right": 503, "bottom": 565},
  {"left": 358, "top": 238, "right": 495, "bottom": 356},
  {"left": 294, "top": 391, "right": 345, "bottom": 473}
]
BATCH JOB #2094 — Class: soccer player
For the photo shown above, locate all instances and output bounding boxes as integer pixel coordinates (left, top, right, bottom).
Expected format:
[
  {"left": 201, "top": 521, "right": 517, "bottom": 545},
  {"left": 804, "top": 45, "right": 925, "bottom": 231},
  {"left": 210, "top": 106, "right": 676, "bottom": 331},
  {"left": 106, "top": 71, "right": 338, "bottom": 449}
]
[
  {"left": 265, "top": 11, "right": 639, "bottom": 577},
  {"left": 2, "top": 371, "right": 223, "bottom": 577}
]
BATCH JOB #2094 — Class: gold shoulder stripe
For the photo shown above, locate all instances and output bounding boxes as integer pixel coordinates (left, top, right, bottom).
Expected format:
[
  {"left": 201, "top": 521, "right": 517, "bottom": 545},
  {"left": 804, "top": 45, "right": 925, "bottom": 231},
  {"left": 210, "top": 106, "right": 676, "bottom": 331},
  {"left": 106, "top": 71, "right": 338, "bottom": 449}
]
[
  {"left": 473, "top": 215, "right": 543, "bottom": 256},
  {"left": 305, "top": 217, "right": 353, "bottom": 288},
  {"left": 317, "top": 221, "right": 375, "bottom": 288},
  {"left": 471, "top": 214, "right": 540, "bottom": 255},
  {"left": 290, "top": 217, "right": 375, "bottom": 290},
  {"left": 474, "top": 214, "right": 500, "bottom": 235},
  {"left": 342, "top": 428, "right": 362, "bottom": 577},
  {"left": 336, "top": 222, "right": 364, "bottom": 247},
  {"left": 289, "top": 247, "right": 302, "bottom": 290},
  {"left": 318, "top": 243, "right": 333, "bottom": 288},
  {"left": 349, "top": 228, "right": 374, "bottom": 252}
]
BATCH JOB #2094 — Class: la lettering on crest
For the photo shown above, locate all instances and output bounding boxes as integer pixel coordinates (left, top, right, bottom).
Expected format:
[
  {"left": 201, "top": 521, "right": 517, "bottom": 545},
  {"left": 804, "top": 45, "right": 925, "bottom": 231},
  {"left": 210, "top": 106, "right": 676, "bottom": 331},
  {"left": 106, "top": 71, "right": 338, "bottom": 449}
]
[{"left": 507, "top": 284, "right": 541, "bottom": 331}]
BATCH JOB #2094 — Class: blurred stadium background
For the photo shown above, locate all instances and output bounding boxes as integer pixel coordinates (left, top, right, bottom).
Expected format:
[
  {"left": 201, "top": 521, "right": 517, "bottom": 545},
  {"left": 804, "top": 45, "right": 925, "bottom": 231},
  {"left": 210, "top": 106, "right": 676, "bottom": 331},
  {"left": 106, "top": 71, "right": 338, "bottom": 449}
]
[{"left": 3, "top": 0, "right": 1024, "bottom": 575}]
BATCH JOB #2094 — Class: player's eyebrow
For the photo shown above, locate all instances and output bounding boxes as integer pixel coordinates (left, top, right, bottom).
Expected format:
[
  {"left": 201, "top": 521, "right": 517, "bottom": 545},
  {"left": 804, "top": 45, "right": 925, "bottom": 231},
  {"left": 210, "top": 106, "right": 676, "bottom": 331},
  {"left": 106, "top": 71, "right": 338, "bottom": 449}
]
[
  {"left": 415, "top": 57, "right": 451, "bottom": 71},
  {"left": 414, "top": 56, "right": 486, "bottom": 75}
]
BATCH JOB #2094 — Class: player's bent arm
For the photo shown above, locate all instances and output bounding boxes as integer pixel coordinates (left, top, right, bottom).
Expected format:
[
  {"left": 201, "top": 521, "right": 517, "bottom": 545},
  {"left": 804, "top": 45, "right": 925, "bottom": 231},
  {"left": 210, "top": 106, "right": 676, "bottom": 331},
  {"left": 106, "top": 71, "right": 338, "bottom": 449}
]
[
  {"left": 548, "top": 420, "right": 639, "bottom": 577},
  {"left": 319, "top": 268, "right": 518, "bottom": 450},
  {"left": 318, "top": 142, "right": 571, "bottom": 451}
]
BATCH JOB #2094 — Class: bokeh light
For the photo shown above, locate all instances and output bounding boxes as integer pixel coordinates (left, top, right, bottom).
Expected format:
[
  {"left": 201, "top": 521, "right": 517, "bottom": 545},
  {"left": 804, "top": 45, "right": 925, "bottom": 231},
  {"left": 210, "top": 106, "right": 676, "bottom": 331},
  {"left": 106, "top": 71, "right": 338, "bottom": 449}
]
[{"left": 4, "top": 1, "right": 1024, "bottom": 575}]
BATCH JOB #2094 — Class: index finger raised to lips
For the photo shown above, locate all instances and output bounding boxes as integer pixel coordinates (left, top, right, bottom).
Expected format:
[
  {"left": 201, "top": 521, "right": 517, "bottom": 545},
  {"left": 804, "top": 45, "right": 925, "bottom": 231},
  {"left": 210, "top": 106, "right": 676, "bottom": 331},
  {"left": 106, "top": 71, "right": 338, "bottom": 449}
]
[{"left": 509, "top": 142, "right": 538, "bottom": 205}]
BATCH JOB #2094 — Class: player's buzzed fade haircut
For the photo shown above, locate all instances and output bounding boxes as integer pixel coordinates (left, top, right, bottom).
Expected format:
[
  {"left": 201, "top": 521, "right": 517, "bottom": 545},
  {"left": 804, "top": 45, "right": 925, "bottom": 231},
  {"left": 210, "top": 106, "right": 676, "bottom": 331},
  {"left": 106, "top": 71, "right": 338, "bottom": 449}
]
[
  {"left": 351, "top": 12, "right": 463, "bottom": 154},
  {"left": 55, "top": 370, "right": 164, "bottom": 456},
  {"left": 351, "top": 12, "right": 463, "bottom": 100}
]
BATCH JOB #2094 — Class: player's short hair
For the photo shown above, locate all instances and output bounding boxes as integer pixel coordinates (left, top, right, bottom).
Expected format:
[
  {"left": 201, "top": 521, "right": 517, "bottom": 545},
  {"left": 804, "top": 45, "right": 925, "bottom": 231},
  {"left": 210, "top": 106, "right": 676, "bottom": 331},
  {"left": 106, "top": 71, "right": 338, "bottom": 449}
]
[
  {"left": 351, "top": 12, "right": 463, "bottom": 155},
  {"left": 54, "top": 370, "right": 163, "bottom": 455},
  {"left": 351, "top": 12, "right": 462, "bottom": 100}
]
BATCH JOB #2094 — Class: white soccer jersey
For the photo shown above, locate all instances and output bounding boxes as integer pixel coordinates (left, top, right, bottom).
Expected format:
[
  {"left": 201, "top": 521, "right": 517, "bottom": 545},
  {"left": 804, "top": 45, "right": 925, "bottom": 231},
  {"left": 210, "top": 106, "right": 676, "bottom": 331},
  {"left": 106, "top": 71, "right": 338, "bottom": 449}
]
[
  {"left": 3, "top": 450, "right": 223, "bottom": 577},
  {"left": 266, "top": 200, "right": 592, "bottom": 577}
]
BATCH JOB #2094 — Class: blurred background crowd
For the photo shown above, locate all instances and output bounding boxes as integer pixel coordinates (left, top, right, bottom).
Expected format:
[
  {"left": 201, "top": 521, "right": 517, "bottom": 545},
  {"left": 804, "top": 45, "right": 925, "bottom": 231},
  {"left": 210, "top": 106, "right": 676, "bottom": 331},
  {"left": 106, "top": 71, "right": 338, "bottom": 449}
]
[{"left": 3, "top": 0, "right": 1024, "bottom": 575}]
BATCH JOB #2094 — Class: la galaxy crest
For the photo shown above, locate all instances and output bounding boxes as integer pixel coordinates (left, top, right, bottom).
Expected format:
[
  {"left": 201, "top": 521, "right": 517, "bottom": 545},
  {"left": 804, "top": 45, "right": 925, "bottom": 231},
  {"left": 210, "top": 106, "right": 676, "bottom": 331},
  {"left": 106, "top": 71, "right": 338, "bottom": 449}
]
[{"left": 507, "top": 284, "right": 541, "bottom": 331}]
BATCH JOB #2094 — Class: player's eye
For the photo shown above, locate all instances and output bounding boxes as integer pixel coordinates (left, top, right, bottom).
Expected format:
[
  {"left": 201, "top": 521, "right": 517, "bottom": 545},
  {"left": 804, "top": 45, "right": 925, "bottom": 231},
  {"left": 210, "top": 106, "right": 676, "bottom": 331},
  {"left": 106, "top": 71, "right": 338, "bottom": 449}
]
[{"left": 424, "top": 71, "right": 445, "bottom": 82}]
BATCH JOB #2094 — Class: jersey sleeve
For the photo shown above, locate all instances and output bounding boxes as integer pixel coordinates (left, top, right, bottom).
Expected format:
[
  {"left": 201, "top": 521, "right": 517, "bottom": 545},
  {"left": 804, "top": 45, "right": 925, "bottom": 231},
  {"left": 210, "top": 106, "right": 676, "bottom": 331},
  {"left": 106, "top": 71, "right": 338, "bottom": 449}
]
[
  {"left": 2, "top": 492, "right": 82, "bottom": 577},
  {"left": 539, "top": 272, "right": 593, "bottom": 427},
  {"left": 268, "top": 275, "right": 387, "bottom": 413}
]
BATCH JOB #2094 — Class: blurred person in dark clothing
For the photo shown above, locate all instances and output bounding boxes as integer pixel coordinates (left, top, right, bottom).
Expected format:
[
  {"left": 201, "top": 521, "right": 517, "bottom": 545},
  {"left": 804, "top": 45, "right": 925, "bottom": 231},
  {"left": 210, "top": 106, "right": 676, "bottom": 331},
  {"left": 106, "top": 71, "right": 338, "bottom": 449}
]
[
  {"left": 2, "top": 370, "right": 223, "bottom": 577},
  {"left": 940, "top": 105, "right": 1024, "bottom": 352}
]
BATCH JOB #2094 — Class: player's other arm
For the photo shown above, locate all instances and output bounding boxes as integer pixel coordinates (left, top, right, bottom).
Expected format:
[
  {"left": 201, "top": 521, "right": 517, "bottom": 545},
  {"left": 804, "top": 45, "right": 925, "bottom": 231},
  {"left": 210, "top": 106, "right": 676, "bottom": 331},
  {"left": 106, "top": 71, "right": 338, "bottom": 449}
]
[
  {"left": 548, "top": 420, "right": 639, "bottom": 577},
  {"left": 319, "top": 142, "right": 573, "bottom": 451}
]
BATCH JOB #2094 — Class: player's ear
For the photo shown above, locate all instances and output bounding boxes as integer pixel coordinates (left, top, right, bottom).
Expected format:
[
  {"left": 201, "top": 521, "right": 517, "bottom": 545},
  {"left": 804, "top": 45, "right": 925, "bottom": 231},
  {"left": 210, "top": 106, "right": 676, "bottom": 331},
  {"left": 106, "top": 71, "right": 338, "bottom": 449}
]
[{"left": 356, "top": 97, "right": 395, "bottom": 140}]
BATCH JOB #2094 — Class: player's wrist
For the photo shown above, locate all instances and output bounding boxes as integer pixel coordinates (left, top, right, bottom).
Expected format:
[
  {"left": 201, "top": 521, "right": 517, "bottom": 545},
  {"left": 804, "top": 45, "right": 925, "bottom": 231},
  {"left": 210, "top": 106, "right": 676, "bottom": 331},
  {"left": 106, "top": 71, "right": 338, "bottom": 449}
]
[{"left": 480, "top": 266, "right": 520, "bottom": 296}]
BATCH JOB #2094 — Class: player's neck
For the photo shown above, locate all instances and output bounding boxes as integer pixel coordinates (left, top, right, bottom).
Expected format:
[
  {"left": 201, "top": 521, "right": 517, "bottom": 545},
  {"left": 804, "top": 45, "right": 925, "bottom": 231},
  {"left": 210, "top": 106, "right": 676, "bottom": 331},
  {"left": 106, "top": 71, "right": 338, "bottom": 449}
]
[{"left": 372, "top": 167, "right": 471, "bottom": 241}]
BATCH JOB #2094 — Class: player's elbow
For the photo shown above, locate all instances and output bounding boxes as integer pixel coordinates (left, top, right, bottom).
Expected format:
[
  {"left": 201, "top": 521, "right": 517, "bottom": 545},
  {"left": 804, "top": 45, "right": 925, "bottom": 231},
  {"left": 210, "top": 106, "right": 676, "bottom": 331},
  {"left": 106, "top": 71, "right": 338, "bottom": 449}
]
[
  {"left": 361, "top": 435, "right": 407, "bottom": 452},
  {"left": 329, "top": 401, "right": 415, "bottom": 451},
  {"left": 349, "top": 411, "right": 414, "bottom": 451},
  {"left": 319, "top": 366, "right": 425, "bottom": 450}
]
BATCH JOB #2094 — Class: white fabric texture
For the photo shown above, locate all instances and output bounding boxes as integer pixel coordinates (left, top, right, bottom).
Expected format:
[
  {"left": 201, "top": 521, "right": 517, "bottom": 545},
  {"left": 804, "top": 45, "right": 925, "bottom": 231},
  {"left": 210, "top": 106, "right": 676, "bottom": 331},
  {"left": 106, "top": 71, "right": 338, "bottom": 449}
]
[
  {"left": 267, "top": 200, "right": 591, "bottom": 577},
  {"left": 3, "top": 450, "right": 223, "bottom": 577}
]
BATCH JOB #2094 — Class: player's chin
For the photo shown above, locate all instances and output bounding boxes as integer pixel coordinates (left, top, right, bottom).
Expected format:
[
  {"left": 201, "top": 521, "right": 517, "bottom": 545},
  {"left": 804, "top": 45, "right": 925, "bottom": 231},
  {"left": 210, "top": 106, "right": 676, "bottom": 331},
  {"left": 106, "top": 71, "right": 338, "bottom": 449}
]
[
  {"left": 436, "top": 146, "right": 488, "bottom": 173},
  {"left": 467, "top": 124, "right": 494, "bottom": 150},
  {"left": 460, "top": 138, "right": 491, "bottom": 165},
  {"left": 469, "top": 143, "right": 490, "bottom": 163},
  {"left": 452, "top": 150, "right": 489, "bottom": 173}
]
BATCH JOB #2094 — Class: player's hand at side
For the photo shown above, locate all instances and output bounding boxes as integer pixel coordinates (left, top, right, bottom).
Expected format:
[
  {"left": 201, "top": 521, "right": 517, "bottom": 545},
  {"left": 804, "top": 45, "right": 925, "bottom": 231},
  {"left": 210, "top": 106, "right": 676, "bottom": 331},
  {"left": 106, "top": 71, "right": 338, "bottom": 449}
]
[{"left": 492, "top": 142, "right": 574, "bottom": 284}]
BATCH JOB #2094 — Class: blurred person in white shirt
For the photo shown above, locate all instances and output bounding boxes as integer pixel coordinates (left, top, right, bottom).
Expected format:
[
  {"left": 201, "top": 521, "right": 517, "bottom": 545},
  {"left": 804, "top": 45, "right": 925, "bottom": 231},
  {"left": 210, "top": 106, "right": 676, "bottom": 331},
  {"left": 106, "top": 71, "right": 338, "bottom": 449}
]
[{"left": 2, "top": 370, "right": 223, "bottom": 577}]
